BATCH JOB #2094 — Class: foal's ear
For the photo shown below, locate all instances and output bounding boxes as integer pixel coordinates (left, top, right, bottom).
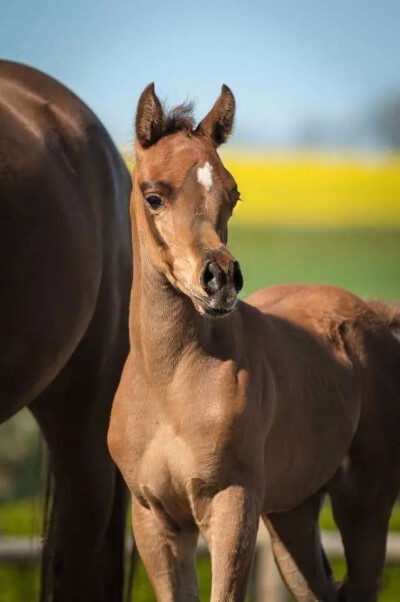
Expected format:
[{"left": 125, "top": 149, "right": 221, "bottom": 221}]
[
  {"left": 196, "top": 84, "right": 235, "bottom": 147},
  {"left": 135, "top": 83, "right": 164, "bottom": 148}
]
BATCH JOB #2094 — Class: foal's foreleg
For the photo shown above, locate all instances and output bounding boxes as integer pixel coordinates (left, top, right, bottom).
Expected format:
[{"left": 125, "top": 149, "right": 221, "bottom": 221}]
[
  {"left": 196, "top": 486, "right": 260, "bottom": 602},
  {"left": 131, "top": 498, "right": 200, "bottom": 602}
]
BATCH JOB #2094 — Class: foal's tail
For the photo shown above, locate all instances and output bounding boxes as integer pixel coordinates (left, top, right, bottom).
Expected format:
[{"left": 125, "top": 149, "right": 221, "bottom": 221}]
[{"left": 368, "top": 300, "right": 400, "bottom": 341}]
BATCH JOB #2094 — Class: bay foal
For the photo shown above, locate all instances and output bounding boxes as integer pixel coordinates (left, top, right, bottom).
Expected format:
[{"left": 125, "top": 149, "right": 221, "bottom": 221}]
[{"left": 109, "top": 84, "right": 400, "bottom": 601}]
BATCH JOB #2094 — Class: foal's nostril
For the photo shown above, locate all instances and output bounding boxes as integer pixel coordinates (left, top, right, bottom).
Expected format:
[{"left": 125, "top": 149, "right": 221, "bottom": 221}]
[
  {"left": 233, "top": 261, "right": 243, "bottom": 293},
  {"left": 200, "top": 261, "right": 226, "bottom": 295}
]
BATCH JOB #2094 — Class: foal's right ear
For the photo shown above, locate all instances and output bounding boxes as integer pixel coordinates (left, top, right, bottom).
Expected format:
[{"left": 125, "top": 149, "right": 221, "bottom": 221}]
[{"left": 135, "top": 83, "right": 164, "bottom": 148}]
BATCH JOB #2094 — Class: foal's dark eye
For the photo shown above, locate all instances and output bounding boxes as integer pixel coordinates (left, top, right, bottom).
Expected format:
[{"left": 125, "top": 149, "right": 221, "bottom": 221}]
[{"left": 146, "top": 195, "right": 163, "bottom": 210}]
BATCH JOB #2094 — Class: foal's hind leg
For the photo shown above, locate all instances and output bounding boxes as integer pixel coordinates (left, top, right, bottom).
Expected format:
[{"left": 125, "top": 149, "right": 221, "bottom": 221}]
[
  {"left": 328, "top": 461, "right": 397, "bottom": 602},
  {"left": 263, "top": 491, "right": 338, "bottom": 602}
]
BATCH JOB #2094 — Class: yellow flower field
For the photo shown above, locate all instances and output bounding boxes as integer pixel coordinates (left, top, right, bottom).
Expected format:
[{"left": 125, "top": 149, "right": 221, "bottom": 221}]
[
  {"left": 223, "top": 152, "right": 400, "bottom": 227},
  {"left": 124, "top": 151, "right": 400, "bottom": 227}
]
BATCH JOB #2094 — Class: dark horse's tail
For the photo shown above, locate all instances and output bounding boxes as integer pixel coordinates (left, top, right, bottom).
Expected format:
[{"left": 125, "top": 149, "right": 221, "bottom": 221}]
[
  {"left": 368, "top": 300, "right": 400, "bottom": 341},
  {"left": 39, "top": 459, "right": 54, "bottom": 601}
]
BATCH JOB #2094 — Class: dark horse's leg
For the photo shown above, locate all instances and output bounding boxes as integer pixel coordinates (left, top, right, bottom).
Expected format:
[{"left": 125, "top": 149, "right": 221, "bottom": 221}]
[
  {"left": 263, "top": 490, "right": 338, "bottom": 601},
  {"left": 30, "top": 294, "right": 129, "bottom": 602},
  {"left": 328, "top": 460, "right": 397, "bottom": 602}
]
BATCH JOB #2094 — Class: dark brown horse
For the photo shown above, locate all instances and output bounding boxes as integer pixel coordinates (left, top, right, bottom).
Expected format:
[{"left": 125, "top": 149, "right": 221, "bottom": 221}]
[
  {"left": 109, "top": 83, "right": 400, "bottom": 602},
  {"left": 0, "top": 60, "right": 132, "bottom": 601}
]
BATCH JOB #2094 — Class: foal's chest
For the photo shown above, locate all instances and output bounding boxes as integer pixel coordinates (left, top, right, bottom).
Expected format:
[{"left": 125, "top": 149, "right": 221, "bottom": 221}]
[{"left": 118, "top": 358, "right": 260, "bottom": 521}]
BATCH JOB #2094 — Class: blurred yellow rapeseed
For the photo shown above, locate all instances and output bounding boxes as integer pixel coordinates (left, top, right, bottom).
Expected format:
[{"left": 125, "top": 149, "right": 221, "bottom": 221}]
[
  {"left": 124, "top": 151, "right": 400, "bottom": 227},
  {"left": 224, "top": 152, "right": 400, "bottom": 227}
]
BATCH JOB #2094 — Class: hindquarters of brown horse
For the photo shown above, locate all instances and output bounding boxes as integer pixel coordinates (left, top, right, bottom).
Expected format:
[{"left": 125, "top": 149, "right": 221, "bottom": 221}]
[{"left": 0, "top": 61, "right": 132, "bottom": 601}]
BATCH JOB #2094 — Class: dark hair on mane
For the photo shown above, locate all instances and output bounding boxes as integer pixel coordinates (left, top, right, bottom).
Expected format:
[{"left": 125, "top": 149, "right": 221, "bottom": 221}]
[{"left": 162, "top": 101, "right": 196, "bottom": 136}]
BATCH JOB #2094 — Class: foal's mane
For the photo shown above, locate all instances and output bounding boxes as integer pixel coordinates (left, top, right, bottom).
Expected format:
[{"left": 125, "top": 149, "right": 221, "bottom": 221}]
[{"left": 162, "top": 101, "right": 195, "bottom": 137}]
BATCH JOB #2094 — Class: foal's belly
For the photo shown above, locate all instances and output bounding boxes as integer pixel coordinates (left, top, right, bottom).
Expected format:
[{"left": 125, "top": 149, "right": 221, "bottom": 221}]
[{"left": 260, "top": 354, "right": 360, "bottom": 512}]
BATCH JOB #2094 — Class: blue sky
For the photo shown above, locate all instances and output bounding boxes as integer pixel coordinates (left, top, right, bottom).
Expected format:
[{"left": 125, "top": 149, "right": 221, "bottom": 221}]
[{"left": 2, "top": 0, "right": 400, "bottom": 147}]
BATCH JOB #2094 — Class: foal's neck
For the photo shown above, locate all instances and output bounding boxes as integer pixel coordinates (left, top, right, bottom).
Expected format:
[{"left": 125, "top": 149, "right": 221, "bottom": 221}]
[{"left": 130, "top": 228, "right": 214, "bottom": 384}]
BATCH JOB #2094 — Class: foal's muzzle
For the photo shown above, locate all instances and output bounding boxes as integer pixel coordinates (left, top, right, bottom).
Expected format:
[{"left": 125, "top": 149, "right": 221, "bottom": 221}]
[
  {"left": 198, "top": 258, "right": 243, "bottom": 316},
  {"left": 201, "top": 260, "right": 243, "bottom": 296}
]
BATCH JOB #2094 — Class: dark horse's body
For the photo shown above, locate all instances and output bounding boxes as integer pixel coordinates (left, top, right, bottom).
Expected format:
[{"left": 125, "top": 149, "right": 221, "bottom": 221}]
[{"left": 0, "top": 61, "right": 132, "bottom": 601}]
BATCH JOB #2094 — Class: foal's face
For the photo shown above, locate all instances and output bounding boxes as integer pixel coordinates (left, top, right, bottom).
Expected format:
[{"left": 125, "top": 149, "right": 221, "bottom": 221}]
[{"left": 133, "top": 84, "right": 243, "bottom": 317}]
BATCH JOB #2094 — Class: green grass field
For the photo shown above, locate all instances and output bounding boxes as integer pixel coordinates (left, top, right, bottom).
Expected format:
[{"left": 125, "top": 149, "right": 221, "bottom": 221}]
[
  {"left": 1, "top": 225, "right": 400, "bottom": 601},
  {"left": 229, "top": 225, "right": 400, "bottom": 300}
]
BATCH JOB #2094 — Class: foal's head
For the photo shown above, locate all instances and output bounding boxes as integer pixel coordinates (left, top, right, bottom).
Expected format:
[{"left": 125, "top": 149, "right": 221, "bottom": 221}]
[{"left": 132, "top": 83, "right": 243, "bottom": 317}]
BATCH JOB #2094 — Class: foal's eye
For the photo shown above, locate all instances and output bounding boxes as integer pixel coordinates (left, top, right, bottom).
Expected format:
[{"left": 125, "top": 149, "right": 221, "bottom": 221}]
[{"left": 146, "top": 195, "right": 163, "bottom": 211}]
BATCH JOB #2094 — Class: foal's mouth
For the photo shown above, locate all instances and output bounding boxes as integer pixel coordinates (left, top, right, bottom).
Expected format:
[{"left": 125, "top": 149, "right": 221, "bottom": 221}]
[
  {"left": 204, "top": 305, "right": 234, "bottom": 317},
  {"left": 190, "top": 291, "right": 238, "bottom": 318}
]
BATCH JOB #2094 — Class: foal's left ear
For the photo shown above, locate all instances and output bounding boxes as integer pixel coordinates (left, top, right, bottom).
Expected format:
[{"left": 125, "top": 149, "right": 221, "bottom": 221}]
[{"left": 196, "top": 84, "right": 235, "bottom": 147}]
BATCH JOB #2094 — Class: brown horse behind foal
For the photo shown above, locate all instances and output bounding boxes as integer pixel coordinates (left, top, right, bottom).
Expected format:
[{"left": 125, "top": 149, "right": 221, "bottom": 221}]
[
  {"left": 109, "top": 84, "right": 400, "bottom": 602},
  {"left": 0, "top": 61, "right": 132, "bottom": 601}
]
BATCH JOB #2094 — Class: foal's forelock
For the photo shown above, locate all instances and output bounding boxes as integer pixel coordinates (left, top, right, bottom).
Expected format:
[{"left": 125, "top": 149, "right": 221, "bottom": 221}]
[
  {"left": 135, "top": 82, "right": 235, "bottom": 149},
  {"left": 162, "top": 102, "right": 196, "bottom": 137}
]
